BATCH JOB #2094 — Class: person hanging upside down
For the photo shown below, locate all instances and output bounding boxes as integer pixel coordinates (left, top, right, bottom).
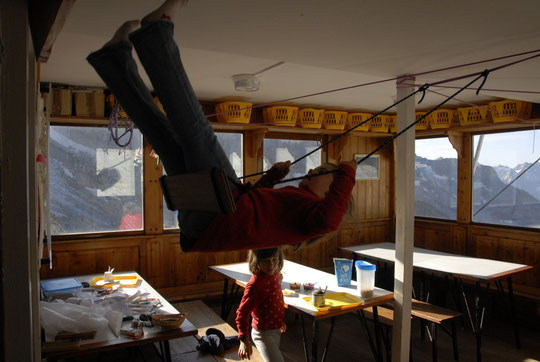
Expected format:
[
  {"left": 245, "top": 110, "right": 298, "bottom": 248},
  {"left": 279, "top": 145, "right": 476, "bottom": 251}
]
[{"left": 87, "top": 0, "right": 357, "bottom": 252}]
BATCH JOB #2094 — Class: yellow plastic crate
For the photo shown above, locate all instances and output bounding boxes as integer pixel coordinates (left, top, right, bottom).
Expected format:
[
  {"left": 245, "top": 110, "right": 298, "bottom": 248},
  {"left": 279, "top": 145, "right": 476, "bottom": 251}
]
[
  {"left": 323, "top": 111, "right": 348, "bottom": 130},
  {"left": 387, "top": 115, "right": 397, "bottom": 133},
  {"left": 457, "top": 105, "right": 492, "bottom": 126},
  {"left": 369, "top": 115, "right": 390, "bottom": 132},
  {"left": 415, "top": 111, "right": 429, "bottom": 130},
  {"left": 347, "top": 113, "right": 371, "bottom": 132},
  {"left": 489, "top": 100, "right": 532, "bottom": 123},
  {"left": 427, "top": 109, "right": 457, "bottom": 129},
  {"left": 215, "top": 101, "right": 252, "bottom": 124},
  {"left": 263, "top": 106, "right": 298, "bottom": 127},
  {"left": 298, "top": 108, "right": 324, "bottom": 129}
]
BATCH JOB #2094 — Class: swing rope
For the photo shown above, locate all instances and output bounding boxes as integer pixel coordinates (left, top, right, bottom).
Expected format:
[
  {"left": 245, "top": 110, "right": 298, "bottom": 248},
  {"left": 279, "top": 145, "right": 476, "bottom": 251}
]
[{"left": 230, "top": 69, "right": 490, "bottom": 190}]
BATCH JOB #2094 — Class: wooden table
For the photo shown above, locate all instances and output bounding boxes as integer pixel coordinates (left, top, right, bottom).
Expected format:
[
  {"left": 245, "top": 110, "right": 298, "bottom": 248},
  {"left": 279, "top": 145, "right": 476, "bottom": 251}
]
[
  {"left": 41, "top": 272, "right": 197, "bottom": 361},
  {"left": 210, "top": 260, "right": 394, "bottom": 362},
  {"left": 341, "top": 242, "right": 533, "bottom": 362}
]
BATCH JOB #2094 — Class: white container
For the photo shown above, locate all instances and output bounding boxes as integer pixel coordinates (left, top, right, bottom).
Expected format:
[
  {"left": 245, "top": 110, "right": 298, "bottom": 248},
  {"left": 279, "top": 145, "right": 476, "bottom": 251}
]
[{"left": 355, "top": 260, "right": 376, "bottom": 298}]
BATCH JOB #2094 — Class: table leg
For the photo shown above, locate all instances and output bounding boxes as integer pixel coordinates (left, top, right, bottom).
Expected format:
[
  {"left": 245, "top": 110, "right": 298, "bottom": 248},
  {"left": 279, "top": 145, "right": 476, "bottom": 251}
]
[
  {"left": 162, "top": 340, "right": 171, "bottom": 362},
  {"left": 373, "top": 306, "right": 383, "bottom": 362},
  {"left": 358, "top": 310, "right": 379, "bottom": 361},
  {"left": 506, "top": 277, "right": 521, "bottom": 349},
  {"left": 458, "top": 278, "right": 483, "bottom": 362},
  {"left": 321, "top": 317, "right": 336, "bottom": 362},
  {"left": 312, "top": 320, "right": 319, "bottom": 362},
  {"left": 300, "top": 315, "right": 309, "bottom": 362},
  {"left": 221, "top": 279, "right": 229, "bottom": 319}
]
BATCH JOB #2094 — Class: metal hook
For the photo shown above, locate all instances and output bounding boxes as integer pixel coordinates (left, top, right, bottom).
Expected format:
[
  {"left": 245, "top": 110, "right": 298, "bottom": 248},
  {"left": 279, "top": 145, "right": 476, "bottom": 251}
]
[
  {"left": 476, "top": 69, "right": 490, "bottom": 95},
  {"left": 417, "top": 83, "right": 430, "bottom": 104}
]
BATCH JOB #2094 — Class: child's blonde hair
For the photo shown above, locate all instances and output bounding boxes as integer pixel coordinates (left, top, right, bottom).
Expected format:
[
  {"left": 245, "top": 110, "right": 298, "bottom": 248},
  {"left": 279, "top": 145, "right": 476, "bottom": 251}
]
[{"left": 247, "top": 247, "right": 284, "bottom": 274}]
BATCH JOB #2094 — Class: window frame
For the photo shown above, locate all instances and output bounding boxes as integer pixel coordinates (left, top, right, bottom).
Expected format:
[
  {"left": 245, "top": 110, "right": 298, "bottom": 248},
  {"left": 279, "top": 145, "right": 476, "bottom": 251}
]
[
  {"left": 469, "top": 128, "right": 540, "bottom": 231},
  {"left": 49, "top": 121, "right": 146, "bottom": 240}
]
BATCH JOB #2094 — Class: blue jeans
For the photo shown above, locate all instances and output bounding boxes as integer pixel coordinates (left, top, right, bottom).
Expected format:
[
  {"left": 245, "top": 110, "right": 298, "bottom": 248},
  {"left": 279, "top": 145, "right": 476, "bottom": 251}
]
[{"left": 87, "top": 21, "right": 239, "bottom": 240}]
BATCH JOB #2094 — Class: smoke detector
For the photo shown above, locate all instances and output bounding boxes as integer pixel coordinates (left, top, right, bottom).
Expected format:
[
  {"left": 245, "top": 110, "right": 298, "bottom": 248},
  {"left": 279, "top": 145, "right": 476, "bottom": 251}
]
[{"left": 232, "top": 74, "right": 260, "bottom": 92}]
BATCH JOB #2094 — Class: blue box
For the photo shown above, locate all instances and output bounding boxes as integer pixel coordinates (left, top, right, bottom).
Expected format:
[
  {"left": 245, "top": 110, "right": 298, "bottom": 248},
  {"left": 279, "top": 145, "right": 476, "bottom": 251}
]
[
  {"left": 333, "top": 258, "right": 353, "bottom": 287},
  {"left": 40, "top": 277, "right": 83, "bottom": 301}
]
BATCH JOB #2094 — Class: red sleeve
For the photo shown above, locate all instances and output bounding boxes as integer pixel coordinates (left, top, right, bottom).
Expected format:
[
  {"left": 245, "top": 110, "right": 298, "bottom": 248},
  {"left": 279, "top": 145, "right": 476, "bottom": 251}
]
[
  {"left": 304, "top": 164, "right": 356, "bottom": 234},
  {"left": 235, "top": 275, "right": 262, "bottom": 339},
  {"left": 254, "top": 172, "right": 278, "bottom": 188}
]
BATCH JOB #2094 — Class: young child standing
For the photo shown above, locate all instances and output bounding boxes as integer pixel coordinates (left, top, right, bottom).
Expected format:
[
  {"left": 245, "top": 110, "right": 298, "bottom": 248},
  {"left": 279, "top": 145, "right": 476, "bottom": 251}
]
[{"left": 236, "top": 248, "right": 286, "bottom": 362}]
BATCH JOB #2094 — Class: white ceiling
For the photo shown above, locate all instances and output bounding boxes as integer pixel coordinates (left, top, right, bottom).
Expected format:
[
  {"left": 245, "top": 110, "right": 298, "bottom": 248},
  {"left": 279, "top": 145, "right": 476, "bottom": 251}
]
[{"left": 41, "top": 0, "right": 540, "bottom": 113}]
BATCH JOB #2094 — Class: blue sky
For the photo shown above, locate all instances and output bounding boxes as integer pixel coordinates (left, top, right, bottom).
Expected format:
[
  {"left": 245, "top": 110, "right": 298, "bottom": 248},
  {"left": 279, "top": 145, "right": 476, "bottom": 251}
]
[{"left": 416, "top": 129, "right": 539, "bottom": 168}]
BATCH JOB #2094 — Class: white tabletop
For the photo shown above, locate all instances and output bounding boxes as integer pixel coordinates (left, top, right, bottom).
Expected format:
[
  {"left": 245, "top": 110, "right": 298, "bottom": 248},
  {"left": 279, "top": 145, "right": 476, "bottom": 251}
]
[
  {"left": 210, "top": 260, "right": 393, "bottom": 320},
  {"left": 44, "top": 272, "right": 197, "bottom": 355},
  {"left": 341, "top": 242, "right": 532, "bottom": 281}
]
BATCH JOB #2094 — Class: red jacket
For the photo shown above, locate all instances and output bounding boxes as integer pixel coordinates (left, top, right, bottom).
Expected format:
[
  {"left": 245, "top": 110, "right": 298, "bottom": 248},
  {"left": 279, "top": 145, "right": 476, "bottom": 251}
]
[
  {"left": 188, "top": 164, "right": 356, "bottom": 252},
  {"left": 235, "top": 271, "right": 285, "bottom": 339}
]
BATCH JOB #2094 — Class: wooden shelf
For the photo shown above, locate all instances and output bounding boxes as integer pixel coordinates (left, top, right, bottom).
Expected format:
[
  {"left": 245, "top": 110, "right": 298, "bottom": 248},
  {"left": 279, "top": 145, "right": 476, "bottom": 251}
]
[
  {"left": 50, "top": 115, "right": 393, "bottom": 137},
  {"left": 416, "top": 118, "right": 540, "bottom": 137},
  {"left": 50, "top": 115, "right": 540, "bottom": 138}
]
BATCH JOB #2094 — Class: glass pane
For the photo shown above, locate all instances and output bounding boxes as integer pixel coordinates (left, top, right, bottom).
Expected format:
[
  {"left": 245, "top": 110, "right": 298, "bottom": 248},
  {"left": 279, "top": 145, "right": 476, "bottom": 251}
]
[
  {"left": 472, "top": 130, "right": 539, "bottom": 229},
  {"left": 415, "top": 138, "right": 457, "bottom": 219},
  {"left": 49, "top": 126, "right": 144, "bottom": 235},
  {"left": 163, "top": 132, "right": 243, "bottom": 229},
  {"left": 263, "top": 138, "right": 321, "bottom": 188}
]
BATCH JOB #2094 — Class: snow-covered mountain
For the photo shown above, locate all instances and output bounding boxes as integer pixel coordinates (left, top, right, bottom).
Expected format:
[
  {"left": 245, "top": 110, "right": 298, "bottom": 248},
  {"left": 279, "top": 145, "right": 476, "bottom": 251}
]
[
  {"left": 416, "top": 156, "right": 539, "bottom": 228},
  {"left": 494, "top": 162, "right": 540, "bottom": 201}
]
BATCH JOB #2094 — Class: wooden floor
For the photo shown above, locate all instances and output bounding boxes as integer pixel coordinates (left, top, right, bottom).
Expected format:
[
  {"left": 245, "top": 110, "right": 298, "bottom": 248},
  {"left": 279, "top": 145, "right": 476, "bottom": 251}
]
[
  {"left": 209, "top": 299, "right": 540, "bottom": 362},
  {"left": 56, "top": 296, "right": 540, "bottom": 362}
]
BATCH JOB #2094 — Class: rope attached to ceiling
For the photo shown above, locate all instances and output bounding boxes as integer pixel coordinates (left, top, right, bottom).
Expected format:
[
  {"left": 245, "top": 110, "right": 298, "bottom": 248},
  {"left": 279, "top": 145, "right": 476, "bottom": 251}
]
[{"left": 229, "top": 70, "right": 491, "bottom": 193}]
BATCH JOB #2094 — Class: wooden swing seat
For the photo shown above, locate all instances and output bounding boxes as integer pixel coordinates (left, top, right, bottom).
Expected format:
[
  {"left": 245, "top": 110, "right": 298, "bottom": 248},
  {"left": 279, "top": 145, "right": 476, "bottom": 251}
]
[{"left": 160, "top": 168, "right": 236, "bottom": 214}]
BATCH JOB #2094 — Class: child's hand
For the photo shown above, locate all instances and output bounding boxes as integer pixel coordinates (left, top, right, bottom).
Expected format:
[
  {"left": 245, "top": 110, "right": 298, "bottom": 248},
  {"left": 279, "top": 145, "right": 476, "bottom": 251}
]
[
  {"left": 280, "top": 323, "right": 287, "bottom": 333},
  {"left": 267, "top": 161, "right": 291, "bottom": 180},
  {"left": 340, "top": 159, "right": 358, "bottom": 171},
  {"left": 238, "top": 340, "right": 252, "bottom": 360}
]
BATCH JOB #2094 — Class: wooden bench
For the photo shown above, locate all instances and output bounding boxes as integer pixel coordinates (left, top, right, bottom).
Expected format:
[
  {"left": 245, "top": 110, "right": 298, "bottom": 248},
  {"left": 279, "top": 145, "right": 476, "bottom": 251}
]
[
  {"left": 168, "top": 300, "right": 264, "bottom": 361},
  {"left": 362, "top": 299, "right": 461, "bottom": 362}
]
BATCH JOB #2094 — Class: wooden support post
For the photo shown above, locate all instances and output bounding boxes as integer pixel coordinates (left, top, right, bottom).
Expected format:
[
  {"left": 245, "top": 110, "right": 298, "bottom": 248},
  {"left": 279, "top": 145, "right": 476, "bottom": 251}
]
[
  {"left": 392, "top": 76, "right": 415, "bottom": 361},
  {"left": 1, "top": 0, "right": 41, "bottom": 360},
  {"left": 144, "top": 141, "right": 164, "bottom": 234},
  {"left": 448, "top": 131, "right": 472, "bottom": 224},
  {"left": 244, "top": 129, "right": 266, "bottom": 184},
  {"left": 28, "top": 0, "right": 76, "bottom": 63},
  {"left": 329, "top": 134, "right": 350, "bottom": 162}
]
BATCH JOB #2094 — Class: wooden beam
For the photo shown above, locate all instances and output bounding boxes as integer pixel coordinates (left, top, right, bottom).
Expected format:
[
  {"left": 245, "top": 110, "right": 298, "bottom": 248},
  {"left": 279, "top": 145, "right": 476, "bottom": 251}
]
[
  {"left": 243, "top": 129, "right": 266, "bottom": 184},
  {"left": 450, "top": 132, "right": 473, "bottom": 224},
  {"left": 28, "top": 0, "right": 75, "bottom": 63},
  {"left": 144, "top": 141, "right": 164, "bottom": 234},
  {"left": 329, "top": 134, "right": 350, "bottom": 161},
  {"left": 392, "top": 76, "right": 415, "bottom": 361}
]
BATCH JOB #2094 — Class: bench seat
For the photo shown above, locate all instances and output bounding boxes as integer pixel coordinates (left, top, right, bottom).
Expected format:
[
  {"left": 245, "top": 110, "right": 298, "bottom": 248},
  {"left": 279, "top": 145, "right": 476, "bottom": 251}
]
[
  {"left": 361, "top": 299, "right": 461, "bottom": 362},
  {"left": 171, "top": 300, "right": 264, "bottom": 362}
]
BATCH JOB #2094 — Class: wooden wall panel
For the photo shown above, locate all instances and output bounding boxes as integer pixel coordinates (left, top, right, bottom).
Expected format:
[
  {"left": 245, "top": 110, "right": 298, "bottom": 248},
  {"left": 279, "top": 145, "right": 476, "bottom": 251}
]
[
  {"left": 415, "top": 220, "right": 539, "bottom": 296},
  {"left": 40, "top": 238, "right": 145, "bottom": 279},
  {"left": 344, "top": 135, "right": 393, "bottom": 222}
]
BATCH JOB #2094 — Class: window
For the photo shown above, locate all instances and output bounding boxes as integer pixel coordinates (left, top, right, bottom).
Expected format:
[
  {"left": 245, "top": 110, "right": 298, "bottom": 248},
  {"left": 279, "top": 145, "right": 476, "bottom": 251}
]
[
  {"left": 163, "top": 132, "right": 244, "bottom": 229},
  {"left": 472, "top": 130, "right": 539, "bottom": 229},
  {"left": 49, "top": 126, "right": 144, "bottom": 235},
  {"left": 263, "top": 138, "right": 322, "bottom": 188},
  {"left": 415, "top": 137, "right": 458, "bottom": 220}
]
